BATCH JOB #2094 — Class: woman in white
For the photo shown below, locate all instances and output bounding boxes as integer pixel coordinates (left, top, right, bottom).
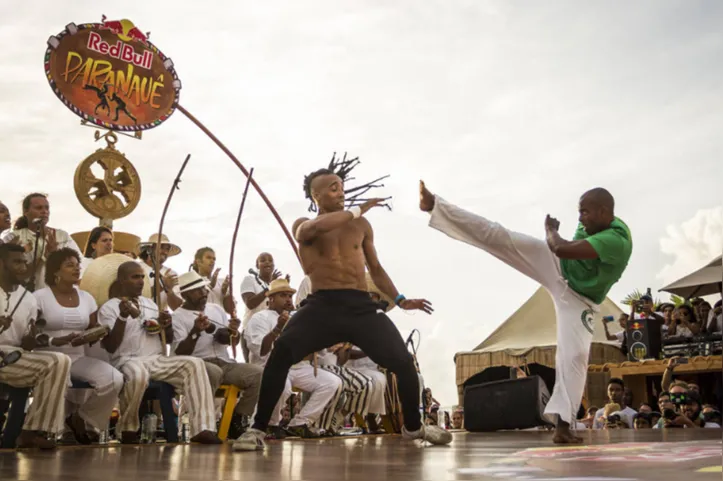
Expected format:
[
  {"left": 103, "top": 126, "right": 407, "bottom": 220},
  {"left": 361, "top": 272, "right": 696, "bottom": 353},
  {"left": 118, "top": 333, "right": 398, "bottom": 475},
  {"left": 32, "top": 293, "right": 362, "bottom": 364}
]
[
  {"left": 0, "top": 193, "right": 81, "bottom": 291},
  {"left": 189, "top": 247, "right": 229, "bottom": 309},
  {"left": 81, "top": 226, "right": 114, "bottom": 273},
  {"left": 35, "top": 247, "right": 123, "bottom": 443}
]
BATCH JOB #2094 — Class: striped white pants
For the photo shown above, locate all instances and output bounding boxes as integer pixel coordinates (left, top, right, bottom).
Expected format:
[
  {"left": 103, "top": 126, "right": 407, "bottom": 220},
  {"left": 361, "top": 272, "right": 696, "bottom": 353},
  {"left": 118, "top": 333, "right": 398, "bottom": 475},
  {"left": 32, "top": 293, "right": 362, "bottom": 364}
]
[
  {"left": 355, "top": 368, "right": 387, "bottom": 415},
  {"left": 116, "top": 355, "right": 216, "bottom": 435},
  {"left": 321, "top": 365, "right": 372, "bottom": 416},
  {"left": 288, "top": 363, "right": 342, "bottom": 430},
  {"left": 0, "top": 348, "right": 71, "bottom": 433}
]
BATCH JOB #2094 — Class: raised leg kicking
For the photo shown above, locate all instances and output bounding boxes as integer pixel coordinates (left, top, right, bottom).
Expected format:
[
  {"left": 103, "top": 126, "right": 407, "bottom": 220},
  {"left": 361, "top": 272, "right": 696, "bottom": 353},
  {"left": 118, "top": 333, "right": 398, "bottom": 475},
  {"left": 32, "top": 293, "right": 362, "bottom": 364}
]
[{"left": 419, "top": 181, "right": 631, "bottom": 443}]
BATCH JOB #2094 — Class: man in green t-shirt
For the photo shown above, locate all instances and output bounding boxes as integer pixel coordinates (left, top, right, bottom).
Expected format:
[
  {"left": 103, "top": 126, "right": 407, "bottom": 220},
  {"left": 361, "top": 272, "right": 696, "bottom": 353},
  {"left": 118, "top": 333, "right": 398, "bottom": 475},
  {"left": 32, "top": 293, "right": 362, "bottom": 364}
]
[{"left": 418, "top": 181, "right": 632, "bottom": 444}]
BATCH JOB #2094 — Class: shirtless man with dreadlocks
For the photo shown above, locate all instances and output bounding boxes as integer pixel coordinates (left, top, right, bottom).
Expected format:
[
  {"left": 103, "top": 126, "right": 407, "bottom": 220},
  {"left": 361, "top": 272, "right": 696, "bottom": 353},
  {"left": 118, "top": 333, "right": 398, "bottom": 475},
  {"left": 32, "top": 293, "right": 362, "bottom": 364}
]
[{"left": 233, "top": 156, "right": 452, "bottom": 451}]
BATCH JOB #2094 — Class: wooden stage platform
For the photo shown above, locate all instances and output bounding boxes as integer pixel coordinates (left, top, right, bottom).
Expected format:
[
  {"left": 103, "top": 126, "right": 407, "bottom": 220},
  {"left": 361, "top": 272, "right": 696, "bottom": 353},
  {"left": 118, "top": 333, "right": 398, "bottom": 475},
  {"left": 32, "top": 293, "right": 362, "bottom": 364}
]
[{"left": 0, "top": 430, "right": 720, "bottom": 480}]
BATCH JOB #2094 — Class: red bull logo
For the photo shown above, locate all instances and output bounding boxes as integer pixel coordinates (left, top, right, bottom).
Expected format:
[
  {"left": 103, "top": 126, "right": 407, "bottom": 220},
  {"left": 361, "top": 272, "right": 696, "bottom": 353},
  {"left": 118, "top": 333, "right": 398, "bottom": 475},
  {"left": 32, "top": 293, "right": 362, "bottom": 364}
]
[
  {"left": 87, "top": 32, "right": 152, "bottom": 70},
  {"left": 100, "top": 15, "right": 149, "bottom": 44},
  {"left": 44, "top": 17, "right": 181, "bottom": 132}
]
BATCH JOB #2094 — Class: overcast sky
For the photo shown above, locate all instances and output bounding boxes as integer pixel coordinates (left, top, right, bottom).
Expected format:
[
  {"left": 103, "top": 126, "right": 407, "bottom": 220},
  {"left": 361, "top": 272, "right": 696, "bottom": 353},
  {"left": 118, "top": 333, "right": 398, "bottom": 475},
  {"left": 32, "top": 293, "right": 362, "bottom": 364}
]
[{"left": 1, "top": 1, "right": 721, "bottom": 406}]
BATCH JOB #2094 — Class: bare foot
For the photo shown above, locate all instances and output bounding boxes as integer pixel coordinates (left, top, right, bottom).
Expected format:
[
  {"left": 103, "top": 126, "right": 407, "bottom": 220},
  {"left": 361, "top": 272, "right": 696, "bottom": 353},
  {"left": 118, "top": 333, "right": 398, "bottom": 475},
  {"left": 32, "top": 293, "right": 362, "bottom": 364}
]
[
  {"left": 552, "top": 428, "right": 583, "bottom": 444},
  {"left": 419, "top": 180, "right": 435, "bottom": 212}
]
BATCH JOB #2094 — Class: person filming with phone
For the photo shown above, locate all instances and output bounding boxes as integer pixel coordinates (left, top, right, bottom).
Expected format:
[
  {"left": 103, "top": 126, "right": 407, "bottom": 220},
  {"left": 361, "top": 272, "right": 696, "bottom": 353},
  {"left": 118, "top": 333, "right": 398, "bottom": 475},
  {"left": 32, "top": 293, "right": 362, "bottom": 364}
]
[{"left": 656, "top": 382, "right": 720, "bottom": 429}]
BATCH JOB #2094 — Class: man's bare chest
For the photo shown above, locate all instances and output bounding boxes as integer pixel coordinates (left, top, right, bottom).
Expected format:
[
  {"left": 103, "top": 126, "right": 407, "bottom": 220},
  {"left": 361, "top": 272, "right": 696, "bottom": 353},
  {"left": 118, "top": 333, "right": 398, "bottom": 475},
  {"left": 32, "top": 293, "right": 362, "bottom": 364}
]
[{"left": 303, "top": 222, "right": 365, "bottom": 252}]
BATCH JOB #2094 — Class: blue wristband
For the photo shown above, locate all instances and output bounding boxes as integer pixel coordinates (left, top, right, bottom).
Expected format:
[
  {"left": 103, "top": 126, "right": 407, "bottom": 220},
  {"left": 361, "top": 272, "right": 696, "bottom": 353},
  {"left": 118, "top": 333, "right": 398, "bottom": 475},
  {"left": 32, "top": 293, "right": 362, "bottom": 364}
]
[{"left": 394, "top": 294, "right": 406, "bottom": 306}]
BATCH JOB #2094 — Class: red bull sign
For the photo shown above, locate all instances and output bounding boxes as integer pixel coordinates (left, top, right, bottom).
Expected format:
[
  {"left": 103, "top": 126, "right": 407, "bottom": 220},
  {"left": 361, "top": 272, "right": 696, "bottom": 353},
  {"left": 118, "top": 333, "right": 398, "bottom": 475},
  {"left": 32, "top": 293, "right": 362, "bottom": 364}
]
[{"left": 45, "top": 16, "right": 181, "bottom": 131}]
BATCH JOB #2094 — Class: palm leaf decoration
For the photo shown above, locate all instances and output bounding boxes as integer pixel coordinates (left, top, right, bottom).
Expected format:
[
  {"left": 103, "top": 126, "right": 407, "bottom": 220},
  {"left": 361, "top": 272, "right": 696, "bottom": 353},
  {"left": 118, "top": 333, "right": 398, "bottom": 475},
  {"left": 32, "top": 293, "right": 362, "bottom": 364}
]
[
  {"left": 621, "top": 289, "right": 662, "bottom": 307},
  {"left": 669, "top": 294, "right": 686, "bottom": 307},
  {"left": 621, "top": 289, "right": 643, "bottom": 306},
  {"left": 621, "top": 289, "right": 684, "bottom": 309}
]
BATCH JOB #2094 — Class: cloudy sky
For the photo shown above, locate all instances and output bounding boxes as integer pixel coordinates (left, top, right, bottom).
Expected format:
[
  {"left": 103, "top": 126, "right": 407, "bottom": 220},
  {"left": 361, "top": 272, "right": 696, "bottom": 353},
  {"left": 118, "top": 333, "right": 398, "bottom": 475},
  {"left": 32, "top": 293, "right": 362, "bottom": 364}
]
[{"left": 1, "top": 1, "right": 721, "bottom": 407}]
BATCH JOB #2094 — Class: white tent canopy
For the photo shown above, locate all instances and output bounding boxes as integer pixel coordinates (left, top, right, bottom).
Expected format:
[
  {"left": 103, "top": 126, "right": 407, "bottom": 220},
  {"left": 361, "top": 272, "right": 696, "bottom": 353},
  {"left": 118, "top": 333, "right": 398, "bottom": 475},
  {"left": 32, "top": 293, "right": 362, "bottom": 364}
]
[
  {"left": 660, "top": 255, "right": 722, "bottom": 299},
  {"left": 474, "top": 287, "right": 624, "bottom": 355}
]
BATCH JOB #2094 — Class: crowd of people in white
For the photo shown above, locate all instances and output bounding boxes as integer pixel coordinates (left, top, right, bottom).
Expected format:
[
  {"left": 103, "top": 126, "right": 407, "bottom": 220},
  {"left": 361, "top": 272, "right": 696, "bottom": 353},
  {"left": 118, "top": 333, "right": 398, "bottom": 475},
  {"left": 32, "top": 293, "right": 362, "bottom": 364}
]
[{"left": 0, "top": 193, "right": 429, "bottom": 449}]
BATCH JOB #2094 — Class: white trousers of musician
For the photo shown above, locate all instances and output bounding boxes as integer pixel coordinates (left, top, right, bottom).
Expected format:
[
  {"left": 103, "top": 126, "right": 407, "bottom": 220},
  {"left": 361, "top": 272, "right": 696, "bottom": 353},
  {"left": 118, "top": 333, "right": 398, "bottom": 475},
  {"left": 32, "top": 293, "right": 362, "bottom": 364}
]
[
  {"left": 116, "top": 355, "right": 216, "bottom": 435},
  {"left": 429, "top": 196, "right": 598, "bottom": 425},
  {"left": 356, "top": 368, "right": 387, "bottom": 414},
  {"left": 0, "top": 348, "right": 71, "bottom": 433},
  {"left": 288, "top": 363, "right": 343, "bottom": 429},
  {"left": 66, "top": 356, "right": 124, "bottom": 430}
]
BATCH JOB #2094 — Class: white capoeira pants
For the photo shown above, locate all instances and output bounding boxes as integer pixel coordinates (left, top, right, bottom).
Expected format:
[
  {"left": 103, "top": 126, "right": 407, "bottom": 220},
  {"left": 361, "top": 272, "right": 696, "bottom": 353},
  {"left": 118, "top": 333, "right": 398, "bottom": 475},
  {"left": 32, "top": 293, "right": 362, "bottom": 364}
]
[
  {"left": 356, "top": 368, "right": 387, "bottom": 415},
  {"left": 66, "top": 356, "right": 124, "bottom": 430},
  {"left": 115, "top": 355, "right": 216, "bottom": 435},
  {"left": 288, "top": 363, "right": 343, "bottom": 429},
  {"left": 269, "top": 378, "right": 293, "bottom": 426},
  {"left": 0, "top": 348, "right": 71, "bottom": 433},
  {"left": 429, "top": 196, "right": 599, "bottom": 425}
]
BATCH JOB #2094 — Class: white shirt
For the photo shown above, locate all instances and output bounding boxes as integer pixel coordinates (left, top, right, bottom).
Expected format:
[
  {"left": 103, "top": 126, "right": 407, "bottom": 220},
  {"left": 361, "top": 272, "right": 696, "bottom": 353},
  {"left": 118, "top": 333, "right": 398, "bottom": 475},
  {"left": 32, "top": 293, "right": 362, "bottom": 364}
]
[
  {"left": 138, "top": 261, "right": 180, "bottom": 312},
  {"left": 706, "top": 313, "right": 722, "bottom": 333},
  {"left": 0, "top": 228, "right": 81, "bottom": 291},
  {"left": 347, "top": 348, "right": 379, "bottom": 371},
  {"left": 0, "top": 285, "right": 38, "bottom": 348},
  {"left": 244, "top": 309, "right": 279, "bottom": 367},
  {"left": 316, "top": 349, "right": 337, "bottom": 366},
  {"left": 675, "top": 325, "right": 694, "bottom": 338},
  {"left": 204, "top": 273, "right": 226, "bottom": 308},
  {"left": 98, "top": 297, "right": 163, "bottom": 367},
  {"left": 34, "top": 287, "right": 97, "bottom": 361},
  {"left": 172, "top": 304, "right": 232, "bottom": 362},
  {"left": 240, "top": 274, "right": 269, "bottom": 329},
  {"left": 593, "top": 405, "right": 637, "bottom": 429}
]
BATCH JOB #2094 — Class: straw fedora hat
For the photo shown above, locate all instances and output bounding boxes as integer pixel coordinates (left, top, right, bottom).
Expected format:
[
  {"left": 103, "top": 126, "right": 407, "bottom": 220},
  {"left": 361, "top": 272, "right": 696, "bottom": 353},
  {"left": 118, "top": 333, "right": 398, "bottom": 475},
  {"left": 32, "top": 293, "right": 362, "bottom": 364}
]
[
  {"left": 365, "top": 272, "right": 395, "bottom": 312},
  {"left": 80, "top": 253, "right": 152, "bottom": 306},
  {"left": 177, "top": 271, "right": 210, "bottom": 294},
  {"left": 136, "top": 233, "right": 181, "bottom": 257},
  {"left": 265, "top": 278, "right": 296, "bottom": 297}
]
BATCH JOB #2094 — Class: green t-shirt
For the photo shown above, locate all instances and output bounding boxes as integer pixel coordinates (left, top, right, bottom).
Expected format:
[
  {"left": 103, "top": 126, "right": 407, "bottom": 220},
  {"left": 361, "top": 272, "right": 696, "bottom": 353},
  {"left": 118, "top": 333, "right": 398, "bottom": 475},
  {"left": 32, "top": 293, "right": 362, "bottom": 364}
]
[{"left": 560, "top": 217, "right": 632, "bottom": 304}]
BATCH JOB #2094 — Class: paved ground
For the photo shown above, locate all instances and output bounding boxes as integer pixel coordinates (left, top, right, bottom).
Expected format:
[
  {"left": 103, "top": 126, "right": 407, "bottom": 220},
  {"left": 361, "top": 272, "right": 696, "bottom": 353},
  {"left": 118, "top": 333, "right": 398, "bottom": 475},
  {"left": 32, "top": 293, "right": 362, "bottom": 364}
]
[{"left": 0, "top": 429, "right": 720, "bottom": 480}]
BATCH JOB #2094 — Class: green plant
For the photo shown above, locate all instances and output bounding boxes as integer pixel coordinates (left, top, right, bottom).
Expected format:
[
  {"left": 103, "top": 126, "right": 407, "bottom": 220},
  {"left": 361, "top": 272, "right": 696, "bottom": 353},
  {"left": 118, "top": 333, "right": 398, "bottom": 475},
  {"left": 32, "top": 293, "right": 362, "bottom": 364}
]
[
  {"left": 621, "top": 289, "right": 685, "bottom": 309},
  {"left": 621, "top": 289, "right": 662, "bottom": 307}
]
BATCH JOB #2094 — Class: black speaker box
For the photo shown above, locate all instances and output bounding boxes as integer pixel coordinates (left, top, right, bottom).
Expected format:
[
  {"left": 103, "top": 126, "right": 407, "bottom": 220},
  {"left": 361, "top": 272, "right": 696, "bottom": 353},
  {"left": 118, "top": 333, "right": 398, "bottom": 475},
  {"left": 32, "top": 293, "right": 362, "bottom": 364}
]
[
  {"left": 463, "top": 375, "right": 553, "bottom": 432},
  {"left": 626, "top": 317, "right": 662, "bottom": 361}
]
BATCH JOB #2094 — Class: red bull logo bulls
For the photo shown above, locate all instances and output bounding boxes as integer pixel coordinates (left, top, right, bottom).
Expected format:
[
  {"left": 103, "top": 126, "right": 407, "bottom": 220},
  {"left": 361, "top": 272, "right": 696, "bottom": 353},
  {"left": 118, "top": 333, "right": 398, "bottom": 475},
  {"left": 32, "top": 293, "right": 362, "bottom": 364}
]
[{"left": 100, "top": 15, "right": 149, "bottom": 44}]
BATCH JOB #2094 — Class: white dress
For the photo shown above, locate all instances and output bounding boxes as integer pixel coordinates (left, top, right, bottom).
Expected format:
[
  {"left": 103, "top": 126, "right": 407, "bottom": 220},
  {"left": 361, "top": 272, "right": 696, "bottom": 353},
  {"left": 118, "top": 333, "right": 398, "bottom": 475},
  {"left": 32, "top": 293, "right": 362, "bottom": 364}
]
[{"left": 34, "top": 286, "right": 123, "bottom": 431}]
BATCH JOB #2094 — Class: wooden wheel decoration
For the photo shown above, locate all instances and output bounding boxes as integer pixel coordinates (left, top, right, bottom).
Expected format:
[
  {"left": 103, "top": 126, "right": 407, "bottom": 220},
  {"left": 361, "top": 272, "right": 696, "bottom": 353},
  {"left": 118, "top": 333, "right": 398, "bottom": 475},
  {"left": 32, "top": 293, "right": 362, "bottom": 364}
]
[{"left": 74, "top": 131, "right": 141, "bottom": 221}]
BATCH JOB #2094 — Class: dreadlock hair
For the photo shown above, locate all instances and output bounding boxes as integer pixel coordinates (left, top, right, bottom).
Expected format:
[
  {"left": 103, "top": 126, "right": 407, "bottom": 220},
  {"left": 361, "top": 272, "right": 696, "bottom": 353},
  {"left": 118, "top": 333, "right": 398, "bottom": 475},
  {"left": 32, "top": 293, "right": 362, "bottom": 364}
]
[{"left": 303, "top": 152, "right": 391, "bottom": 212}]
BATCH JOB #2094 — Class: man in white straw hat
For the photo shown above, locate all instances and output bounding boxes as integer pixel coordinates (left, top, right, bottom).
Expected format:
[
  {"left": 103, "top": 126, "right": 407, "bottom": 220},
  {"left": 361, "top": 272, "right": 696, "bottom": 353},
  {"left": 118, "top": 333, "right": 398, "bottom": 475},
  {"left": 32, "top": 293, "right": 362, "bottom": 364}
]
[
  {"left": 137, "top": 233, "right": 182, "bottom": 311},
  {"left": 172, "top": 270, "right": 263, "bottom": 439},
  {"left": 234, "top": 163, "right": 448, "bottom": 452},
  {"left": 0, "top": 243, "right": 72, "bottom": 449},
  {"left": 419, "top": 181, "right": 632, "bottom": 444},
  {"left": 238, "top": 278, "right": 342, "bottom": 443},
  {"left": 98, "top": 261, "right": 221, "bottom": 444}
]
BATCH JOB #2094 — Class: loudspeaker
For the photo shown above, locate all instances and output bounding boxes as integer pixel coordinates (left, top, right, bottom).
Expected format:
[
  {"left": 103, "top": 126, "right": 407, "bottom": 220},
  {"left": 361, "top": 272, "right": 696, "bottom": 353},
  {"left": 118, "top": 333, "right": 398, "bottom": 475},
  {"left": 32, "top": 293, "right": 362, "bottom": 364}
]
[
  {"left": 463, "top": 375, "right": 553, "bottom": 432},
  {"left": 626, "top": 317, "right": 662, "bottom": 361}
]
